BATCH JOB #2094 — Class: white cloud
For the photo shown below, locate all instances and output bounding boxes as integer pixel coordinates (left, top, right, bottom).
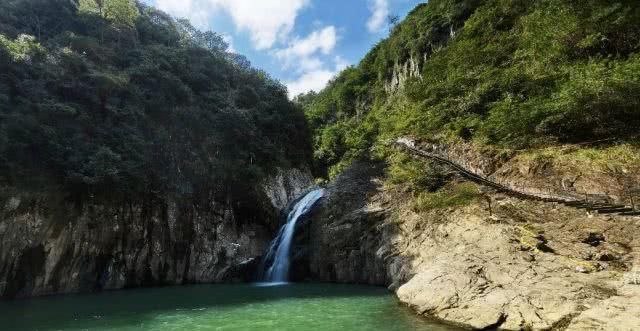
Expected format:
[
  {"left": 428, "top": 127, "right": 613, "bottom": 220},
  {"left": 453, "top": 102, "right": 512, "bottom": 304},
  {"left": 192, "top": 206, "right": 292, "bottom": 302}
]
[
  {"left": 286, "top": 70, "right": 336, "bottom": 97},
  {"left": 154, "top": 0, "right": 309, "bottom": 50},
  {"left": 285, "top": 56, "right": 349, "bottom": 97},
  {"left": 151, "top": 0, "right": 347, "bottom": 97},
  {"left": 221, "top": 33, "right": 236, "bottom": 53},
  {"left": 296, "top": 56, "right": 324, "bottom": 72},
  {"left": 274, "top": 26, "right": 337, "bottom": 70},
  {"left": 220, "top": 0, "right": 309, "bottom": 50},
  {"left": 367, "top": 0, "right": 389, "bottom": 33},
  {"left": 155, "top": 0, "right": 212, "bottom": 28},
  {"left": 272, "top": 26, "right": 344, "bottom": 97},
  {"left": 334, "top": 55, "right": 349, "bottom": 71}
]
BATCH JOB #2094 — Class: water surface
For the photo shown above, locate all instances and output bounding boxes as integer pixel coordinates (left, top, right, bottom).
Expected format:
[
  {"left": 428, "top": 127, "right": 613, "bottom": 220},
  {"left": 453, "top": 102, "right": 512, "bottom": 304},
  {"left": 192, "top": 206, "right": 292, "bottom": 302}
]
[{"left": 0, "top": 283, "right": 458, "bottom": 331}]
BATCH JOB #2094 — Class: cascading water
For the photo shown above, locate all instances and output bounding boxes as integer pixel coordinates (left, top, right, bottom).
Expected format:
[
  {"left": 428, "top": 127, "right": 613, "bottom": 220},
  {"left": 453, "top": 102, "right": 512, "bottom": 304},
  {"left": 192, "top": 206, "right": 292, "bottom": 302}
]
[{"left": 260, "top": 188, "right": 325, "bottom": 283}]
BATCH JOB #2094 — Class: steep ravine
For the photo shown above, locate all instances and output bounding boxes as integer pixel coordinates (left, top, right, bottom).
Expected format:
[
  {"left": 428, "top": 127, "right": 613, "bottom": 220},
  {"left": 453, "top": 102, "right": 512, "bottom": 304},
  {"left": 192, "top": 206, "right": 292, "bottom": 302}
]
[
  {"left": 295, "top": 159, "right": 640, "bottom": 330},
  {"left": 0, "top": 169, "right": 312, "bottom": 299}
]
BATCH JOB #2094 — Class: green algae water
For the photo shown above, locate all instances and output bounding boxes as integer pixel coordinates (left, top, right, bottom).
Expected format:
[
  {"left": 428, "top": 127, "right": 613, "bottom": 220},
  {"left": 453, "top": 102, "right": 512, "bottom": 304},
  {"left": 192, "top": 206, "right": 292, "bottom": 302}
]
[{"left": 0, "top": 283, "right": 457, "bottom": 331}]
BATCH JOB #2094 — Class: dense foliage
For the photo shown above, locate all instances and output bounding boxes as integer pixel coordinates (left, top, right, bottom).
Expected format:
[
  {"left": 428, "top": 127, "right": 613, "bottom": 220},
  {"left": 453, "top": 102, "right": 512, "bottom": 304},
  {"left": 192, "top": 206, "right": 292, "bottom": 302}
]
[
  {"left": 300, "top": 0, "right": 640, "bottom": 177},
  {"left": 0, "top": 0, "right": 311, "bottom": 206}
]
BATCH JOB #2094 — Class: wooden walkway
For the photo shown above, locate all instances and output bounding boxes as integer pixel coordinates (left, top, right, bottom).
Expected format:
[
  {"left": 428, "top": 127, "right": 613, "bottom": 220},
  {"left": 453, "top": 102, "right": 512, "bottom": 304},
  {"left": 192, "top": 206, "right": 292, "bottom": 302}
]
[{"left": 395, "top": 138, "right": 640, "bottom": 217}]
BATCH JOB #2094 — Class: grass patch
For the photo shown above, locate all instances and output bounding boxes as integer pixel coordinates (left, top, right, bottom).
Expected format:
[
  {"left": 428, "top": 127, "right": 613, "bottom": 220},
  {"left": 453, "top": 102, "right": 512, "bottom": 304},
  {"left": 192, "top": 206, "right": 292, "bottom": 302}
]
[
  {"left": 518, "top": 143, "right": 640, "bottom": 172},
  {"left": 385, "top": 151, "right": 450, "bottom": 193},
  {"left": 412, "top": 182, "right": 480, "bottom": 212}
]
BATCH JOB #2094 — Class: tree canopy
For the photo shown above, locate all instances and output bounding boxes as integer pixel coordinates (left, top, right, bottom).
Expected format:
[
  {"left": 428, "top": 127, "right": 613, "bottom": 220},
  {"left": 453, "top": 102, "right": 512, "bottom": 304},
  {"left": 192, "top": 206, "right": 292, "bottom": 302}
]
[{"left": 0, "top": 0, "right": 312, "bottom": 207}]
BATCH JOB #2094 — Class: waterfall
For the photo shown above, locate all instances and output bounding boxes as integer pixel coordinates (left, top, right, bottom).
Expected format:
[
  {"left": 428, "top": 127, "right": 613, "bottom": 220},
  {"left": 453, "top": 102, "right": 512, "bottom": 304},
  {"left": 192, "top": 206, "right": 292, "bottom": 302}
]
[{"left": 260, "top": 188, "right": 325, "bottom": 283}]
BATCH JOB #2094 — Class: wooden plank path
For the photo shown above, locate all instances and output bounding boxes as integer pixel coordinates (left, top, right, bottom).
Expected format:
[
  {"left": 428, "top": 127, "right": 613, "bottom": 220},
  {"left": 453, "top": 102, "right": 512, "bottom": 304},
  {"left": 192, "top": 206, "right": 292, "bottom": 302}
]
[{"left": 395, "top": 138, "right": 640, "bottom": 217}]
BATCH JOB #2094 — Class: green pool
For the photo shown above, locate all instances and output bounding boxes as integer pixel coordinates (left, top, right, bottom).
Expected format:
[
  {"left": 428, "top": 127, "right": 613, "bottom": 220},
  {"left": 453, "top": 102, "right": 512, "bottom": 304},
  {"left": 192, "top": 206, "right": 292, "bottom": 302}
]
[{"left": 0, "top": 283, "right": 458, "bottom": 331}]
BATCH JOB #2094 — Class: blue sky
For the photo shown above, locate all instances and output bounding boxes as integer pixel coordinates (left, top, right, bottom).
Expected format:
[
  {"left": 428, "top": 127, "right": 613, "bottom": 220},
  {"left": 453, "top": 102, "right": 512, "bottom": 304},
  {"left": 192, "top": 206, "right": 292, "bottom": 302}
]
[{"left": 141, "top": 0, "right": 424, "bottom": 97}]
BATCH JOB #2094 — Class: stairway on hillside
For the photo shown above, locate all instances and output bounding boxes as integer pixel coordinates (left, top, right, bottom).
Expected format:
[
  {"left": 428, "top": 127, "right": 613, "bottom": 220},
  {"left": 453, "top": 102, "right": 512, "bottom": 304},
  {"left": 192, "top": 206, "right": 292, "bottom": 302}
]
[{"left": 395, "top": 138, "right": 640, "bottom": 217}]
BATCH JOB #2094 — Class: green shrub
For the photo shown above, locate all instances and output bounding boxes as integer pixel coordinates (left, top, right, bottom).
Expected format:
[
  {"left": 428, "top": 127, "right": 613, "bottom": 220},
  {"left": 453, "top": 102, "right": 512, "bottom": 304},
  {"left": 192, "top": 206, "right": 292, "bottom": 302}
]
[
  {"left": 386, "top": 152, "right": 450, "bottom": 192},
  {"left": 412, "top": 182, "right": 480, "bottom": 212}
]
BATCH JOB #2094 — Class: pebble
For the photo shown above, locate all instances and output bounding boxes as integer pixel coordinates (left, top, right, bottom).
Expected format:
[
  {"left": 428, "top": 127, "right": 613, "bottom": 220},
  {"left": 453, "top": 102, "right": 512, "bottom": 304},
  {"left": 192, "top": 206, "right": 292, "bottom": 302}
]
[{"left": 575, "top": 266, "right": 590, "bottom": 273}]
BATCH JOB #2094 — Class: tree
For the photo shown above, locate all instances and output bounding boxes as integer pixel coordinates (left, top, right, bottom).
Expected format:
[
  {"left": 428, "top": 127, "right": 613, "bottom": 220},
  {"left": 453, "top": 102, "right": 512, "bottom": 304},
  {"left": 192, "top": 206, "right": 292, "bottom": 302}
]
[
  {"left": 79, "top": 0, "right": 139, "bottom": 44},
  {"left": 176, "top": 19, "right": 228, "bottom": 52},
  {"left": 79, "top": 0, "right": 106, "bottom": 18},
  {"left": 105, "top": 0, "right": 139, "bottom": 46},
  {"left": 387, "top": 14, "right": 400, "bottom": 28},
  {"left": 0, "top": 1, "right": 312, "bottom": 204},
  {"left": 87, "top": 70, "right": 127, "bottom": 114},
  {"left": 1, "top": 0, "right": 77, "bottom": 41},
  {"left": 105, "top": 0, "right": 139, "bottom": 27}
]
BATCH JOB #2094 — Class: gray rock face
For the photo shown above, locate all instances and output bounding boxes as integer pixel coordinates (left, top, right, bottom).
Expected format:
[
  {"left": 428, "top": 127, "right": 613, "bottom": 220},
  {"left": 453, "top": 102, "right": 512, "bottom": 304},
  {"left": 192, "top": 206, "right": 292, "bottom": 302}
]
[
  {"left": 261, "top": 168, "right": 314, "bottom": 213},
  {"left": 384, "top": 55, "right": 423, "bottom": 93},
  {"left": 0, "top": 168, "right": 311, "bottom": 299},
  {"left": 293, "top": 162, "right": 389, "bottom": 285},
  {"left": 303, "top": 162, "right": 640, "bottom": 330}
]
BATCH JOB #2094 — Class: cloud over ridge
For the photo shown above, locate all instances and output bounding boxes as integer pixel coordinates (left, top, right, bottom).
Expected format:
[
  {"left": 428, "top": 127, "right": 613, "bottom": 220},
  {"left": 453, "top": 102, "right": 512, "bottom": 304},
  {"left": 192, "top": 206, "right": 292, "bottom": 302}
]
[
  {"left": 155, "top": 0, "right": 309, "bottom": 49},
  {"left": 367, "top": 0, "right": 389, "bottom": 32},
  {"left": 151, "top": 0, "right": 366, "bottom": 97}
]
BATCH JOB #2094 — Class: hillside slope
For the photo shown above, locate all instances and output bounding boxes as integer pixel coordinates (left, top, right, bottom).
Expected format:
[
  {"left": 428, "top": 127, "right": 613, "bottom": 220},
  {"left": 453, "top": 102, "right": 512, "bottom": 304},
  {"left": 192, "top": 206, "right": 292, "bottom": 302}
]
[
  {"left": 0, "top": 0, "right": 312, "bottom": 298},
  {"left": 300, "top": 0, "right": 640, "bottom": 177},
  {"left": 295, "top": 1, "right": 640, "bottom": 329},
  {"left": 0, "top": 0, "right": 311, "bottom": 203}
]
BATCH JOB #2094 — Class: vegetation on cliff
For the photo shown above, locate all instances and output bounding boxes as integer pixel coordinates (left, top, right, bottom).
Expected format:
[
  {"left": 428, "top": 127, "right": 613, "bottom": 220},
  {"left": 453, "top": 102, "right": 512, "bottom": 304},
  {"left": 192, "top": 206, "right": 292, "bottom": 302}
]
[
  {"left": 0, "top": 0, "right": 311, "bottom": 206},
  {"left": 299, "top": 0, "right": 640, "bottom": 178}
]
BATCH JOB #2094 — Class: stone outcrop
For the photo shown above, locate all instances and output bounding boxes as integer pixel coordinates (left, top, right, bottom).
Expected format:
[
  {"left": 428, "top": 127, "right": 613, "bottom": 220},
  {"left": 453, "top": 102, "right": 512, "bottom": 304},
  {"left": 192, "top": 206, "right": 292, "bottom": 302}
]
[
  {"left": 384, "top": 55, "right": 424, "bottom": 93},
  {"left": 301, "top": 161, "right": 640, "bottom": 330},
  {"left": 293, "top": 162, "right": 389, "bottom": 284},
  {"left": 262, "top": 168, "right": 314, "bottom": 213},
  {"left": 0, "top": 168, "right": 311, "bottom": 299},
  {"left": 565, "top": 284, "right": 640, "bottom": 331}
]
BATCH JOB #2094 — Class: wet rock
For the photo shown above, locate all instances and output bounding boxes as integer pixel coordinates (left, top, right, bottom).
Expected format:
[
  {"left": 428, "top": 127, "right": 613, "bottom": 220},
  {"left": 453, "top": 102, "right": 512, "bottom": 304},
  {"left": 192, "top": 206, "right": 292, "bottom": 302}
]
[
  {"left": 595, "top": 251, "right": 617, "bottom": 262},
  {"left": 4, "top": 197, "right": 20, "bottom": 212},
  {"left": 261, "top": 168, "right": 313, "bottom": 214},
  {"left": 0, "top": 168, "right": 311, "bottom": 299},
  {"left": 297, "top": 161, "right": 389, "bottom": 285},
  {"left": 582, "top": 232, "right": 606, "bottom": 247}
]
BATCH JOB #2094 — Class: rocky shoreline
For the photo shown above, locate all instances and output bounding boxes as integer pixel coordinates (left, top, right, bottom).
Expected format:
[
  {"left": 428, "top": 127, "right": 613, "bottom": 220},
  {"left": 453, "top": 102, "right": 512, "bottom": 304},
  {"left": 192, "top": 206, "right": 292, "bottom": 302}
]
[
  {"left": 2, "top": 158, "right": 639, "bottom": 330},
  {"left": 297, "top": 161, "right": 640, "bottom": 330}
]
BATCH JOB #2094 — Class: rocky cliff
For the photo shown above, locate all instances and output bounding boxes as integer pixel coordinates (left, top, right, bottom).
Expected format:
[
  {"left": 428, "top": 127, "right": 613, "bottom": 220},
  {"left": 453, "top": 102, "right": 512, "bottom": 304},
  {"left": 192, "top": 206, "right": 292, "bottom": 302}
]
[
  {"left": 298, "top": 158, "right": 640, "bottom": 330},
  {"left": 0, "top": 168, "right": 312, "bottom": 299}
]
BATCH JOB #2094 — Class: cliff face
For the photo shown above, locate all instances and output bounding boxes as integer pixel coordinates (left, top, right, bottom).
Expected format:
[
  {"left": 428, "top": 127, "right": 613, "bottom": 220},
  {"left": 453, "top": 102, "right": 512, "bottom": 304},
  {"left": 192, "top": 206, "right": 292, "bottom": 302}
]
[
  {"left": 383, "top": 54, "right": 424, "bottom": 93},
  {"left": 0, "top": 169, "right": 312, "bottom": 299},
  {"left": 0, "top": 0, "right": 316, "bottom": 301},
  {"left": 299, "top": 158, "right": 640, "bottom": 330},
  {"left": 292, "top": 162, "right": 389, "bottom": 285}
]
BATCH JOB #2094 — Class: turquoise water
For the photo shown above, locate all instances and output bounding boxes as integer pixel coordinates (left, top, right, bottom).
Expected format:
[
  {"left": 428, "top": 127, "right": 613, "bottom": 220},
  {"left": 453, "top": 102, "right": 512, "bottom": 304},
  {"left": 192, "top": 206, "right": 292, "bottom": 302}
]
[{"left": 0, "top": 283, "right": 457, "bottom": 331}]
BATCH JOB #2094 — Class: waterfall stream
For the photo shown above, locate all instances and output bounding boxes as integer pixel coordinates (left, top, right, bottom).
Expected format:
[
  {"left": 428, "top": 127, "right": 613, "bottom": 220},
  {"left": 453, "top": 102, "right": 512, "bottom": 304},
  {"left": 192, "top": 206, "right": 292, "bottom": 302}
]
[{"left": 260, "top": 188, "right": 325, "bottom": 283}]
